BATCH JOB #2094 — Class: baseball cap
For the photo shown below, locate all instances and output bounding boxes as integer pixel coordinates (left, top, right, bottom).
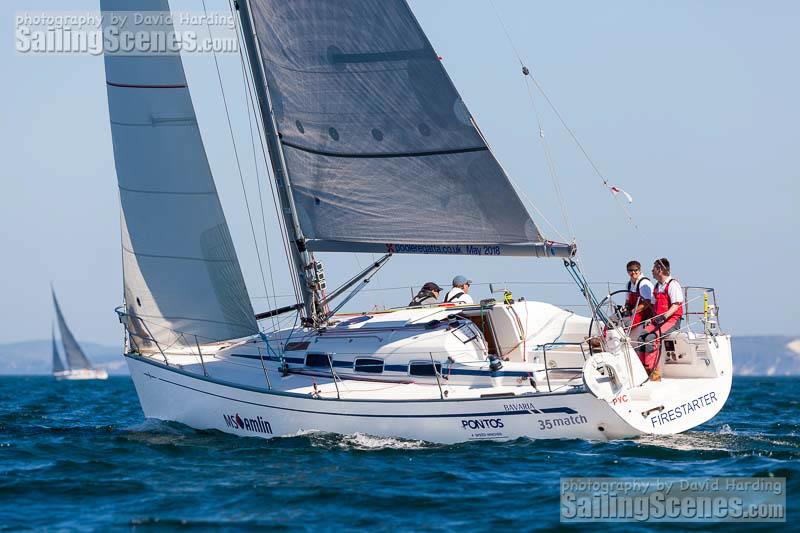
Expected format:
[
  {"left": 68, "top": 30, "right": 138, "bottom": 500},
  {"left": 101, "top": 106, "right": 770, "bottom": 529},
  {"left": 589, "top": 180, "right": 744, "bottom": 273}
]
[
  {"left": 422, "top": 282, "right": 442, "bottom": 292},
  {"left": 452, "top": 275, "right": 472, "bottom": 287}
]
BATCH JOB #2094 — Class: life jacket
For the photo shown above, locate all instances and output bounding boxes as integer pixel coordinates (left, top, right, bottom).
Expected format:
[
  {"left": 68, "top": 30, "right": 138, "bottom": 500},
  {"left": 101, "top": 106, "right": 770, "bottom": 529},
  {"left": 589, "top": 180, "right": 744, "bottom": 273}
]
[
  {"left": 409, "top": 290, "right": 437, "bottom": 307},
  {"left": 654, "top": 278, "right": 683, "bottom": 322},
  {"left": 444, "top": 289, "right": 465, "bottom": 304},
  {"left": 626, "top": 277, "right": 654, "bottom": 326}
]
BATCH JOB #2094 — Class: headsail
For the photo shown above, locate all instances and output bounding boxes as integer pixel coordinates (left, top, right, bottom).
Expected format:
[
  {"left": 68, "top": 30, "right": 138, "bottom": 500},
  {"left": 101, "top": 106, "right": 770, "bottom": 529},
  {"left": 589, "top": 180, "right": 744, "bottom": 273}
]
[
  {"left": 51, "top": 325, "right": 66, "bottom": 374},
  {"left": 244, "top": 0, "right": 573, "bottom": 257},
  {"left": 52, "top": 291, "right": 93, "bottom": 371},
  {"left": 101, "top": 0, "right": 259, "bottom": 350}
]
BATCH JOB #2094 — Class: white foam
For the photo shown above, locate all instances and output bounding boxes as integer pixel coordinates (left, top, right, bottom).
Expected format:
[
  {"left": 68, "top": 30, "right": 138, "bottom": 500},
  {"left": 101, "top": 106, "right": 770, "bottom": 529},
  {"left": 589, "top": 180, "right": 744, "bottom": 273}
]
[
  {"left": 786, "top": 339, "right": 800, "bottom": 356},
  {"left": 639, "top": 431, "right": 735, "bottom": 452},
  {"left": 718, "top": 423, "right": 735, "bottom": 435},
  {"left": 339, "top": 432, "right": 430, "bottom": 450}
]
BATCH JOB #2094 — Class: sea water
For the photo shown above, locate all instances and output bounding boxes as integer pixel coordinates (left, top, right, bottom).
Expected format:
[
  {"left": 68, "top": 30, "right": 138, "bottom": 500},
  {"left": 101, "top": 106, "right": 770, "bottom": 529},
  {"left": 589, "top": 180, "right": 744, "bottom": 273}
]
[{"left": 1, "top": 376, "right": 797, "bottom": 531}]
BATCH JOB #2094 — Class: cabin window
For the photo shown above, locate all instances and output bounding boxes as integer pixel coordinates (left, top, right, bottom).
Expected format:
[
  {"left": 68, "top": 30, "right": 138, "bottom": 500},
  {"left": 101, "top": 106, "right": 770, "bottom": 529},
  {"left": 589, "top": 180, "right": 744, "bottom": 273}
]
[
  {"left": 285, "top": 341, "right": 310, "bottom": 351},
  {"left": 452, "top": 321, "right": 480, "bottom": 344},
  {"left": 354, "top": 358, "right": 384, "bottom": 374},
  {"left": 409, "top": 361, "right": 442, "bottom": 377},
  {"left": 305, "top": 352, "right": 331, "bottom": 368}
]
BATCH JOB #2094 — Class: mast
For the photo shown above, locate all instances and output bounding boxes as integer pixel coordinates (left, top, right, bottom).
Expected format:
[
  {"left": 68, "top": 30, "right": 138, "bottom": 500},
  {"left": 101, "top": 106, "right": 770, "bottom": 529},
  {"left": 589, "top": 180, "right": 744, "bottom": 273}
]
[{"left": 234, "top": 0, "right": 320, "bottom": 323}]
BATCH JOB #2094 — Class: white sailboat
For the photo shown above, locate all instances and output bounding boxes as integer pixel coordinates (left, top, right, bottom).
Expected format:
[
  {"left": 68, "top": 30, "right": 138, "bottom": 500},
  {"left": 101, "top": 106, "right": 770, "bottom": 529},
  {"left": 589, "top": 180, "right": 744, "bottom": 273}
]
[
  {"left": 53, "top": 290, "right": 108, "bottom": 381},
  {"left": 101, "top": 0, "right": 731, "bottom": 442}
]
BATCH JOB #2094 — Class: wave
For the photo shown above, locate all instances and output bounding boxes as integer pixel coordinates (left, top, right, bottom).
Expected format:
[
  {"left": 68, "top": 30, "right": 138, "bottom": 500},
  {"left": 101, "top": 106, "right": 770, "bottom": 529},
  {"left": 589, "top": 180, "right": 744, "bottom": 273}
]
[
  {"left": 280, "top": 430, "right": 435, "bottom": 451},
  {"left": 336, "top": 432, "right": 432, "bottom": 451}
]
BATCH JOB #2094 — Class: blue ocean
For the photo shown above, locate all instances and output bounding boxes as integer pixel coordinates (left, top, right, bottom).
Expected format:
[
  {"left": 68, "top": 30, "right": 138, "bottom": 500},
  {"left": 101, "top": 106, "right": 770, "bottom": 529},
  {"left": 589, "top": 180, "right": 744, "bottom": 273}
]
[{"left": 1, "top": 376, "right": 797, "bottom": 531}]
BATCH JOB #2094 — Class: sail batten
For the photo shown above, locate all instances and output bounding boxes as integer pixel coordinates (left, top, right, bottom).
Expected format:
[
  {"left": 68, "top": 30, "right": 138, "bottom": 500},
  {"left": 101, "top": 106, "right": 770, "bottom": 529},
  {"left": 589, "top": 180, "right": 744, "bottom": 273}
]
[
  {"left": 280, "top": 141, "right": 488, "bottom": 160},
  {"left": 247, "top": 0, "right": 552, "bottom": 253},
  {"left": 102, "top": 0, "right": 258, "bottom": 350}
]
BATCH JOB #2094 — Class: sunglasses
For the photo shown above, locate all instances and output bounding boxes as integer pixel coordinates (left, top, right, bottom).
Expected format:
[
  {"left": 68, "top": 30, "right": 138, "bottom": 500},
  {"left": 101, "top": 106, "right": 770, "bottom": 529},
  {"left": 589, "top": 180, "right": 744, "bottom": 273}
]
[{"left": 627, "top": 269, "right": 639, "bottom": 274}]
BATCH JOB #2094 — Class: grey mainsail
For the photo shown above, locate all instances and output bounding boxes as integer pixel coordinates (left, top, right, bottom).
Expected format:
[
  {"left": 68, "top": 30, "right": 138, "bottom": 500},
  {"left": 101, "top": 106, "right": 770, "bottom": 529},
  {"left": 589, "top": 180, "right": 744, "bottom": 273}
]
[
  {"left": 52, "top": 291, "right": 93, "bottom": 371},
  {"left": 245, "top": 0, "right": 572, "bottom": 257},
  {"left": 51, "top": 325, "right": 66, "bottom": 374},
  {"left": 101, "top": 0, "right": 258, "bottom": 349}
]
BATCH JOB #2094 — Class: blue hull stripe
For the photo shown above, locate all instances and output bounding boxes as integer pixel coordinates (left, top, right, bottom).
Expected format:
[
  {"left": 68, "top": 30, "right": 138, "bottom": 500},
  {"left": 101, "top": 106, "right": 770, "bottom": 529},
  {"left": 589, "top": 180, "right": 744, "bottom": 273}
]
[
  {"left": 127, "top": 352, "right": 586, "bottom": 405},
  {"left": 149, "top": 373, "right": 578, "bottom": 419},
  {"left": 129, "top": 355, "right": 583, "bottom": 418}
]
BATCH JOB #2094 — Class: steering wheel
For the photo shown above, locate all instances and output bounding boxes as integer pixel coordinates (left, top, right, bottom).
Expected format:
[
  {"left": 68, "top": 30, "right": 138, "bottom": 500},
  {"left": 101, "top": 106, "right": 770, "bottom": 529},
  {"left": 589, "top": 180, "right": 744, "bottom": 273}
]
[{"left": 587, "top": 289, "right": 638, "bottom": 352}]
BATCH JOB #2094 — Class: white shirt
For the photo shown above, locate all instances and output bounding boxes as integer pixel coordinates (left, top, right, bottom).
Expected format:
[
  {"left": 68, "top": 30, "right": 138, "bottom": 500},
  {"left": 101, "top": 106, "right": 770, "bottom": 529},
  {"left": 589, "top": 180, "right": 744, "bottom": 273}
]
[
  {"left": 654, "top": 277, "right": 684, "bottom": 304},
  {"left": 628, "top": 276, "right": 655, "bottom": 304},
  {"left": 444, "top": 287, "right": 474, "bottom": 304}
]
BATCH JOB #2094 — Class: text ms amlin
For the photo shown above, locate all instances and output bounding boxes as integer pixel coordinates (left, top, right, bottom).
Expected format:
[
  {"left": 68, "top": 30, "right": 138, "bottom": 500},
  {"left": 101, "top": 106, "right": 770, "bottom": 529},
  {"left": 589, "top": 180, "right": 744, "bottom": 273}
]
[{"left": 223, "top": 413, "right": 273, "bottom": 434}]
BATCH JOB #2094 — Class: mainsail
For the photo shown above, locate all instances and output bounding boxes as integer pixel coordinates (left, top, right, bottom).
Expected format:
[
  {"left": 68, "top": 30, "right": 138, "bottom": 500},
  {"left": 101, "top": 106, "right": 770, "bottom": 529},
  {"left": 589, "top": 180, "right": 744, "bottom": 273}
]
[
  {"left": 52, "top": 291, "right": 93, "bottom": 371},
  {"left": 51, "top": 325, "right": 66, "bottom": 374},
  {"left": 244, "top": 0, "right": 572, "bottom": 257},
  {"left": 101, "top": 0, "right": 258, "bottom": 349}
]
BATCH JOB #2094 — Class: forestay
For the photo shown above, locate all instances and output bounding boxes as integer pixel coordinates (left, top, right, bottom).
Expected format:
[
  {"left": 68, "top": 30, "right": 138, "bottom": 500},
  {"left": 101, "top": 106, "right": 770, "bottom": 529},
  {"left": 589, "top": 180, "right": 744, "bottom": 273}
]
[
  {"left": 247, "top": 0, "right": 572, "bottom": 257},
  {"left": 101, "top": 0, "right": 258, "bottom": 350},
  {"left": 52, "top": 291, "right": 93, "bottom": 370}
]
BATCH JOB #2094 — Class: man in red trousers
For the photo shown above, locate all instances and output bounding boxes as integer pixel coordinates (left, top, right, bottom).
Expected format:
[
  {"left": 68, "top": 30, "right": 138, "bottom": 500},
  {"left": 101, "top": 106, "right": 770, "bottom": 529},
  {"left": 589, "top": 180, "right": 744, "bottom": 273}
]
[{"left": 638, "top": 258, "right": 683, "bottom": 381}]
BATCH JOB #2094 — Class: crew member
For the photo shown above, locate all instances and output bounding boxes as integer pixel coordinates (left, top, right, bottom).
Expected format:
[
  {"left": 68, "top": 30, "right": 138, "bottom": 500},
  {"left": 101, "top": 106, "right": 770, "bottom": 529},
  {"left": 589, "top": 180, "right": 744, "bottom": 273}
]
[
  {"left": 621, "top": 260, "right": 654, "bottom": 340},
  {"left": 443, "top": 275, "right": 474, "bottom": 304},
  {"left": 639, "top": 258, "right": 684, "bottom": 381},
  {"left": 408, "top": 282, "right": 442, "bottom": 307}
]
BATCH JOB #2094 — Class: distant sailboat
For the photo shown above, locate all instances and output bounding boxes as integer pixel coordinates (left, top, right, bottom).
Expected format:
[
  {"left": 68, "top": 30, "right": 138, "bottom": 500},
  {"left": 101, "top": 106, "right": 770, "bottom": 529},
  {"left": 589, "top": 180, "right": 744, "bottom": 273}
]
[{"left": 52, "top": 290, "right": 108, "bottom": 381}]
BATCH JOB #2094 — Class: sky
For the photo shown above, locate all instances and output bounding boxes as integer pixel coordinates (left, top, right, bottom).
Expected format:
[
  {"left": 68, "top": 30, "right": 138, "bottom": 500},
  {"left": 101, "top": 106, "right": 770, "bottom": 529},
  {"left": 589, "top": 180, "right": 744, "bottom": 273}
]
[{"left": 1, "top": 0, "right": 797, "bottom": 346}]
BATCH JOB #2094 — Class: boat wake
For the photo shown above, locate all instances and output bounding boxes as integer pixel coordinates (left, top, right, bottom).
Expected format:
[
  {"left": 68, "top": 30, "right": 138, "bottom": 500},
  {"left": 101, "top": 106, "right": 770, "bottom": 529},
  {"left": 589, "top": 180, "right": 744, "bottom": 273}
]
[
  {"left": 120, "top": 419, "right": 206, "bottom": 446},
  {"left": 335, "top": 432, "right": 432, "bottom": 451},
  {"left": 296, "top": 430, "right": 434, "bottom": 451},
  {"left": 638, "top": 425, "right": 800, "bottom": 460}
]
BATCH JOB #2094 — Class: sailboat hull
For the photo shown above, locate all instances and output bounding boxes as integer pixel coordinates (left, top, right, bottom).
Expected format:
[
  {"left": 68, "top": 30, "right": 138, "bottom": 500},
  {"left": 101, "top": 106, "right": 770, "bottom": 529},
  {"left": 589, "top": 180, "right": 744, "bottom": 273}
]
[
  {"left": 122, "top": 302, "right": 732, "bottom": 444},
  {"left": 125, "top": 354, "right": 641, "bottom": 443}
]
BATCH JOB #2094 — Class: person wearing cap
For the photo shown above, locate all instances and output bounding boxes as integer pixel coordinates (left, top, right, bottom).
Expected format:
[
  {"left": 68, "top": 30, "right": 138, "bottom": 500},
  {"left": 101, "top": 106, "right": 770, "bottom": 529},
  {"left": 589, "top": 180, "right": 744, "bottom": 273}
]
[
  {"left": 408, "top": 282, "right": 442, "bottom": 307},
  {"left": 443, "top": 275, "right": 474, "bottom": 304}
]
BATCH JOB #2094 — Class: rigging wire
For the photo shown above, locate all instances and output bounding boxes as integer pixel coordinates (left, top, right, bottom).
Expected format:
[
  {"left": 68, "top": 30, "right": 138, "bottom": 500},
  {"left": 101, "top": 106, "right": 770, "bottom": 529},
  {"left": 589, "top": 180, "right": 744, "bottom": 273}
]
[
  {"left": 527, "top": 74, "right": 638, "bottom": 229},
  {"left": 523, "top": 70, "right": 575, "bottom": 242},
  {"left": 486, "top": 0, "right": 614, "bottom": 313},
  {"left": 487, "top": 0, "right": 637, "bottom": 230},
  {"left": 487, "top": 0, "right": 574, "bottom": 242},
  {"left": 229, "top": 0, "right": 280, "bottom": 332},
  {"left": 228, "top": 0, "right": 305, "bottom": 310},
  {"left": 201, "top": 0, "right": 272, "bottom": 309},
  {"left": 239, "top": 5, "right": 304, "bottom": 308}
]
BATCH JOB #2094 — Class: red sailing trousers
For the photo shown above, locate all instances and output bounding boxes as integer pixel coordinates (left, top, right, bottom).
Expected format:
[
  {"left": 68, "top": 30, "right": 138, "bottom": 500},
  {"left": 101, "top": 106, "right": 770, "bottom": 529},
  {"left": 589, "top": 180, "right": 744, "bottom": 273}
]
[{"left": 638, "top": 315, "right": 681, "bottom": 371}]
